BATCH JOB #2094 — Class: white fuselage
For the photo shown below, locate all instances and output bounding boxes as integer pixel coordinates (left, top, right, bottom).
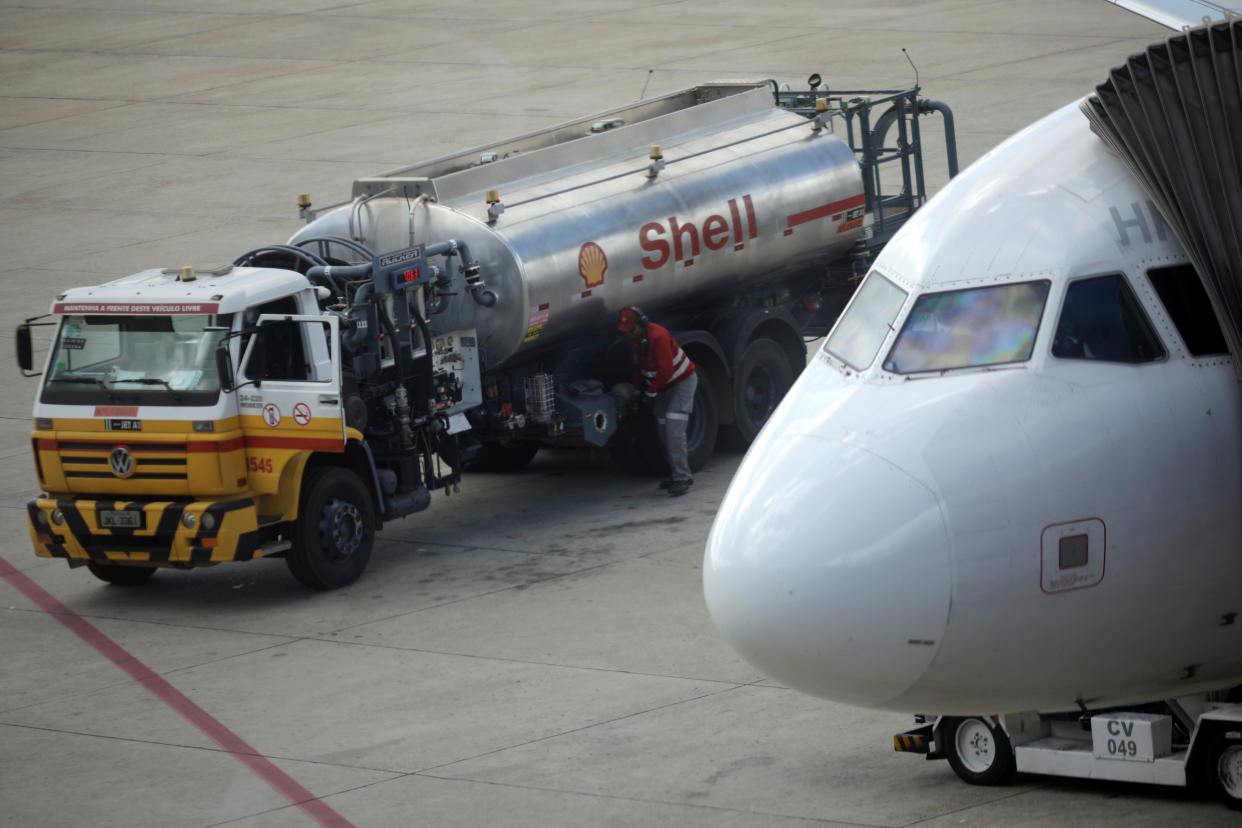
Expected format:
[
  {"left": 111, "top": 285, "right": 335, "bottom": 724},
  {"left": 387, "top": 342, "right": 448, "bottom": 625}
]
[{"left": 704, "top": 100, "right": 1242, "bottom": 715}]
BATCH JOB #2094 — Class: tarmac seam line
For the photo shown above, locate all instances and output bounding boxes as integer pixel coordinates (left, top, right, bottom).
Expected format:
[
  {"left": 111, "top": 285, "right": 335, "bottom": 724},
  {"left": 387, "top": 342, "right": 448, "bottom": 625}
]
[
  {"left": 896, "top": 783, "right": 1045, "bottom": 827},
  {"left": 939, "top": 37, "right": 1146, "bottom": 79},
  {"left": 304, "top": 634, "right": 758, "bottom": 687},
  {"left": 317, "top": 551, "right": 653, "bottom": 634},
  {"left": 408, "top": 772, "right": 882, "bottom": 827},
  {"left": 0, "top": 718, "right": 403, "bottom": 777},
  {"left": 0, "top": 552, "right": 358, "bottom": 828},
  {"left": 414, "top": 682, "right": 755, "bottom": 776}
]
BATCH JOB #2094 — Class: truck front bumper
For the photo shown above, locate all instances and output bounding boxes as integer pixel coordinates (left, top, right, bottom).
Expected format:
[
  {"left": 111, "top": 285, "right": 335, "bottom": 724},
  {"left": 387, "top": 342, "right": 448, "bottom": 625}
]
[{"left": 27, "top": 497, "right": 268, "bottom": 567}]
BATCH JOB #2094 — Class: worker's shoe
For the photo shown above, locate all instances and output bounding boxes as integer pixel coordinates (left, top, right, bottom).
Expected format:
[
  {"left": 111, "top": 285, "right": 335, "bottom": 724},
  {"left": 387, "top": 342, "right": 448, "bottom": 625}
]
[
  {"left": 666, "top": 480, "right": 691, "bottom": 496},
  {"left": 658, "top": 477, "right": 693, "bottom": 490}
]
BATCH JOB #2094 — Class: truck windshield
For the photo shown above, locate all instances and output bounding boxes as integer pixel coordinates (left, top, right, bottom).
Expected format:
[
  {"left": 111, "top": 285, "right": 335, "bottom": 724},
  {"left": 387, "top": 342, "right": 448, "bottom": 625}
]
[
  {"left": 41, "top": 314, "right": 234, "bottom": 406},
  {"left": 883, "top": 281, "right": 1050, "bottom": 374}
]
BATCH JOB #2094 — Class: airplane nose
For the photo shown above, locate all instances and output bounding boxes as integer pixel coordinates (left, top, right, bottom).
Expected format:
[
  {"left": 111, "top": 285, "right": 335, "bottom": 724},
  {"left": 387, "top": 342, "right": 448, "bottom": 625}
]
[{"left": 704, "top": 434, "right": 951, "bottom": 708}]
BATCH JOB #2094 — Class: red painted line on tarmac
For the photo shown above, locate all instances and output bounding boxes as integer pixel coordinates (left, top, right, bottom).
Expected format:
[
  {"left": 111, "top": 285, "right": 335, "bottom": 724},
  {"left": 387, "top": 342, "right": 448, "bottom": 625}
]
[{"left": 0, "top": 555, "right": 356, "bottom": 828}]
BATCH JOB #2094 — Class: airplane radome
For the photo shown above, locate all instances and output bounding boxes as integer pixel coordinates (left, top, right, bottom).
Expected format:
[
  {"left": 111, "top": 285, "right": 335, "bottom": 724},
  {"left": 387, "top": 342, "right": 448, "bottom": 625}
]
[{"left": 703, "top": 98, "right": 1242, "bottom": 716}]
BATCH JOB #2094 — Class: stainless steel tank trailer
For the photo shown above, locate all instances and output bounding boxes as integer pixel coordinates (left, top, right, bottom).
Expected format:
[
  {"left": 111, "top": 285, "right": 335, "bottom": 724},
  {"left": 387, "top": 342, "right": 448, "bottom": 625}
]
[{"left": 281, "top": 78, "right": 956, "bottom": 473}]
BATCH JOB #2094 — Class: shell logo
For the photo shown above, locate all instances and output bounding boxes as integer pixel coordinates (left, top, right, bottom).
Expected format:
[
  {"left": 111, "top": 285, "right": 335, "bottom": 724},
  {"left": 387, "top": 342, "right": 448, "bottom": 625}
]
[{"left": 578, "top": 242, "right": 607, "bottom": 288}]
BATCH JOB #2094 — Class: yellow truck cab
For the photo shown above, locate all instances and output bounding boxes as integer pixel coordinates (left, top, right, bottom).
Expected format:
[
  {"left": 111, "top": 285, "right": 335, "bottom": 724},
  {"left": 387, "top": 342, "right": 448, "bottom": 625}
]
[{"left": 22, "top": 264, "right": 373, "bottom": 589}]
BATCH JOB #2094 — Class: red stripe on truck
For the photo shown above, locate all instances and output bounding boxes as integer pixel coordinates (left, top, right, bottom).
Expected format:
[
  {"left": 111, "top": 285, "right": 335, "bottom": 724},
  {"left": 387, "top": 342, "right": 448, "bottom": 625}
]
[{"left": 787, "top": 193, "right": 865, "bottom": 228}]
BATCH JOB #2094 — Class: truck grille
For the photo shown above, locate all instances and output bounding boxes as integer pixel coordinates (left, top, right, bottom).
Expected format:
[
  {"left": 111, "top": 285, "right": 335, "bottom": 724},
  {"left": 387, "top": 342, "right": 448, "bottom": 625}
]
[{"left": 59, "top": 441, "right": 188, "bottom": 481}]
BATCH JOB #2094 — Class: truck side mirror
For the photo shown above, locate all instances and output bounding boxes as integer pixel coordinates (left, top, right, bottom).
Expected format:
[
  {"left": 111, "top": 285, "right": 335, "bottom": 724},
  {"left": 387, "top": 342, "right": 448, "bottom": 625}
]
[
  {"left": 16, "top": 324, "right": 36, "bottom": 376},
  {"left": 216, "top": 342, "right": 235, "bottom": 392}
]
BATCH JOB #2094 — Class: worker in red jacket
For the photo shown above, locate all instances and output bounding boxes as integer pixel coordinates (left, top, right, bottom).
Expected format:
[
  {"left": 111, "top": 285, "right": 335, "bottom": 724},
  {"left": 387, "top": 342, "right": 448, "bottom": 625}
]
[{"left": 618, "top": 306, "right": 697, "bottom": 496}]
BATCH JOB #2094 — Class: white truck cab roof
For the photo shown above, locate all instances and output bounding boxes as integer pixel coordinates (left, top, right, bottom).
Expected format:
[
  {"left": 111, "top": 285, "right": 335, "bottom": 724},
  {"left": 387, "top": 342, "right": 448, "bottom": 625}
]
[{"left": 50, "top": 266, "right": 313, "bottom": 316}]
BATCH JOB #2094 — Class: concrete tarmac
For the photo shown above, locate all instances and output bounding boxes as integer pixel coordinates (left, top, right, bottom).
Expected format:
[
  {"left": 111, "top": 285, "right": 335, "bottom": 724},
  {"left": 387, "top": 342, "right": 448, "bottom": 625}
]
[{"left": 1, "top": 1, "right": 1235, "bottom": 826}]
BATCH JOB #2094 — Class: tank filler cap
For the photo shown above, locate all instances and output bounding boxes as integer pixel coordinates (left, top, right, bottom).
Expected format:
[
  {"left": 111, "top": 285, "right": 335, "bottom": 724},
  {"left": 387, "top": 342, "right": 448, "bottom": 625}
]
[
  {"left": 812, "top": 97, "right": 832, "bottom": 132},
  {"left": 647, "top": 145, "right": 665, "bottom": 179},
  {"left": 485, "top": 189, "right": 504, "bottom": 224},
  {"left": 297, "top": 192, "right": 315, "bottom": 222},
  {"left": 162, "top": 264, "right": 233, "bottom": 279}
]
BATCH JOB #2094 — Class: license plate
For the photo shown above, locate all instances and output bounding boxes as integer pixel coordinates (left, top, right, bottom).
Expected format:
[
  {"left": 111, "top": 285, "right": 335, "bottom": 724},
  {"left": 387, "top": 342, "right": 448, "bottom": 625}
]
[{"left": 99, "top": 509, "right": 143, "bottom": 529}]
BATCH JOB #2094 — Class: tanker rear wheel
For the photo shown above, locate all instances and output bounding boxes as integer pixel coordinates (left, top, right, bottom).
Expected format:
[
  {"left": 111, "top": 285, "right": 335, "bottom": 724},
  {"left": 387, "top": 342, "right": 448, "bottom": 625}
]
[
  {"left": 609, "top": 377, "right": 718, "bottom": 475},
  {"left": 685, "top": 373, "right": 718, "bottom": 472},
  {"left": 724, "top": 338, "right": 794, "bottom": 447}
]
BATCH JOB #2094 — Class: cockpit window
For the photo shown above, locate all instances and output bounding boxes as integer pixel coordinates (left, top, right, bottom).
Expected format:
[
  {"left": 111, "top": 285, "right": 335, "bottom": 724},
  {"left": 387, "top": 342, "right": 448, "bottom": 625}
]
[
  {"left": 883, "top": 281, "right": 1050, "bottom": 374},
  {"left": 1146, "top": 264, "right": 1227, "bottom": 356},
  {"left": 824, "top": 271, "right": 908, "bottom": 371},
  {"left": 1051, "top": 274, "right": 1165, "bottom": 363}
]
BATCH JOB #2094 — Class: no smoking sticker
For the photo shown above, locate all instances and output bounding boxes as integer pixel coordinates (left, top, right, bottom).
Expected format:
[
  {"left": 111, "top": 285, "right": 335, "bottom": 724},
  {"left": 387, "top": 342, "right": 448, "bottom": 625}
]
[
  {"left": 293, "top": 402, "right": 312, "bottom": 426},
  {"left": 262, "top": 403, "right": 281, "bottom": 427}
]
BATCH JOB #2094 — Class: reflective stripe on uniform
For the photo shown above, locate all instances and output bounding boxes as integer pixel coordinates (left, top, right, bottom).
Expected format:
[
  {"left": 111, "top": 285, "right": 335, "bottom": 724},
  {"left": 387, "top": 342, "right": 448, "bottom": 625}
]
[
  {"left": 664, "top": 347, "right": 691, "bottom": 384},
  {"left": 665, "top": 411, "right": 689, "bottom": 421}
]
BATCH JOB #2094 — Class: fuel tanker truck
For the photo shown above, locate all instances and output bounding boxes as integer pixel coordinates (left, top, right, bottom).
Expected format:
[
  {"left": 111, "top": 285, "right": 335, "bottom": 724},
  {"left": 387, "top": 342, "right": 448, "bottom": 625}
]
[{"left": 17, "top": 79, "right": 955, "bottom": 589}]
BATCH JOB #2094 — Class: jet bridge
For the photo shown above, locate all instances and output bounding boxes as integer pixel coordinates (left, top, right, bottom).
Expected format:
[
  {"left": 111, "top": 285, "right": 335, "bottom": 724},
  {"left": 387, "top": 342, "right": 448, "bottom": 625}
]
[{"left": 1082, "top": 18, "right": 1242, "bottom": 380}]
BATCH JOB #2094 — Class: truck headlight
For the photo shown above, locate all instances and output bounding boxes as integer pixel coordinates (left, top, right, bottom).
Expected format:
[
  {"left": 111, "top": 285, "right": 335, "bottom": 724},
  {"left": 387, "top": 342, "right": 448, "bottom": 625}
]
[
  {"left": 182, "top": 512, "right": 197, "bottom": 529},
  {"left": 201, "top": 512, "right": 216, "bottom": 531},
  {"left": 51, "top": 509, "right": 64, "bottom": 526}
]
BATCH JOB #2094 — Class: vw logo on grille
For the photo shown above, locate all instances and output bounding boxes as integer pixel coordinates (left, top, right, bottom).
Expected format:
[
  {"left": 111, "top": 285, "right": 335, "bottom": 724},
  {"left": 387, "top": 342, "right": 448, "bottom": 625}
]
[{"left": 109, "top": 446, "right": 135, "bottom": 478}]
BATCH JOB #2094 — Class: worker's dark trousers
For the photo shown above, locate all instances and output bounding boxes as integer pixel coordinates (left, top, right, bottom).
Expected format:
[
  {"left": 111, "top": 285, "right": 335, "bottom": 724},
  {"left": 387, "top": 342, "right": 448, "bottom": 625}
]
[{"left": 654, "top": 372, "right": 697, "bottom": 483}]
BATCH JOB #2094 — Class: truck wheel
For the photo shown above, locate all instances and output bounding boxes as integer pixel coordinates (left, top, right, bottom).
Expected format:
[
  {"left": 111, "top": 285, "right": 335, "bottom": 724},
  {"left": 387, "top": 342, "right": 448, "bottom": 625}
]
[
  {"left": 1205, "top": 732, "right": 1242, "bottom": 809},
  {"left": 608, "top": 411, "right": 664, "bottom": 474},
  {"left": 287, "top": 467, "right": 375, "bottom": 590},
  {"left": 727, "top": 338, "right": 794, "bottom": 446},
  {"left": 685, "top": 373, "right": 719, "bottom": 472},
  {"left": 943, "top": 716, "right": 1016, "bottom": 786},
  {"left": 609, "top": 380, "right": 717, "bottom": 474},
  {"left": 86, "top": 562, "right": 156, "bottom": 586},
  {"left": 471, "top": 439, "right": 540, "bottom": 472}
]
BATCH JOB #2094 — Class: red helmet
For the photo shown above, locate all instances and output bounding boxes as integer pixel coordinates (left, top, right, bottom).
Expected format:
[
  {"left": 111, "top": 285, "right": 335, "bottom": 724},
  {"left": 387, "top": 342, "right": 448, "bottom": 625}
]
[{"left": 617, "top": 306, "right": 647, "bottom": 332}]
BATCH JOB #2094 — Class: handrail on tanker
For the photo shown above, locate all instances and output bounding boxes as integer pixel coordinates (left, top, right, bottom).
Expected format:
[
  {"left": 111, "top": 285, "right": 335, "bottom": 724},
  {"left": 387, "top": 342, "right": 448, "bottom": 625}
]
[{"left": 775, "top": 81, "right": 958, "bottom": 247}]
